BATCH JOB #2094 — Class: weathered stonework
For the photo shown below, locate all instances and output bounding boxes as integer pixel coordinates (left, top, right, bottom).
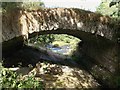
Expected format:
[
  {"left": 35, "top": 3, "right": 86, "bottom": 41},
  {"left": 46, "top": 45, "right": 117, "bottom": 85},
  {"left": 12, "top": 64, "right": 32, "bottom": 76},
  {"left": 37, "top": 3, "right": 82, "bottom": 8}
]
[
  {"left": 2, "top": 8, "right": 120, "bottom": 88},
  {"left": 2, "top": 8, "right": 119, "bottom": 42}
]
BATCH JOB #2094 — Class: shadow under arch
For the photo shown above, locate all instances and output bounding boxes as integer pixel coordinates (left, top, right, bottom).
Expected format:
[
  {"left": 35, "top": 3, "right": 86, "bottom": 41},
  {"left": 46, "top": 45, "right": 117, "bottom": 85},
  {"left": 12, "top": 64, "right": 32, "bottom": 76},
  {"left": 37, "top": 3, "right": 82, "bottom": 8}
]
[
  {"left": 27, "top": 28, "right": 118, "bottom": 88},
  {"left": 3, "top": 28, "right": 118, "bottom": 88}
]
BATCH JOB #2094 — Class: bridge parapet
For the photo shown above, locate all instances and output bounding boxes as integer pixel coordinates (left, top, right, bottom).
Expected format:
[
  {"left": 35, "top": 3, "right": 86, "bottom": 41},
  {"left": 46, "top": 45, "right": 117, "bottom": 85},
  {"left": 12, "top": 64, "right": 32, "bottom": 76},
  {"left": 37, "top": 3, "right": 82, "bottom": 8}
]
[{"left": 2, "top": 8, "right": 119, "bottom": 42}]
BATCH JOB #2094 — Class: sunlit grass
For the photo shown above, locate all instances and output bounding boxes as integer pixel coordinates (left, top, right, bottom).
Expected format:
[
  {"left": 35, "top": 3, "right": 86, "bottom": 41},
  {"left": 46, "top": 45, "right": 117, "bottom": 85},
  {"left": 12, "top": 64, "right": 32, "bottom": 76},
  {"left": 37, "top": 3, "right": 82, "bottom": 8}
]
[{"left": 52, "top": 41, "right": 68, "bottom": 47}]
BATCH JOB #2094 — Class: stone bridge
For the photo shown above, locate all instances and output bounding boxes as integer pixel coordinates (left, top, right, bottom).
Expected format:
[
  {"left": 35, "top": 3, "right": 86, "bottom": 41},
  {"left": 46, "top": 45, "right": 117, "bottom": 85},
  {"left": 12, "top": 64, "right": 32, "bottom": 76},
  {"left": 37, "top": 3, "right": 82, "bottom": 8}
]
[{"left": 2, "top": 8, "right": 120, "bottom": 88}]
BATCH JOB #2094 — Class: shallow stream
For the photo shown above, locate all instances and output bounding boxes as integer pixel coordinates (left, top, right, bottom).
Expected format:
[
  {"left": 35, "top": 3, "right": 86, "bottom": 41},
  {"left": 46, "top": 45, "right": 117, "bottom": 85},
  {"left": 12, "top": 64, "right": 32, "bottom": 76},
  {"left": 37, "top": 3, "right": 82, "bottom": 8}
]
[{"left": 46, "top": 44, "right": 71, "bottom": 55}]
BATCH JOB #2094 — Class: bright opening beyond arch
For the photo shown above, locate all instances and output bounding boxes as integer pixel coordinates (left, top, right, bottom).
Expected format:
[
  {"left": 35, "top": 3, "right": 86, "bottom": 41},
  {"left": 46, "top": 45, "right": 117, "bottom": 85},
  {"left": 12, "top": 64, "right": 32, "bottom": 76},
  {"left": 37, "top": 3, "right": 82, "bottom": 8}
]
[{"left": 28, "top": 34, "right": 81, "bottom": 55}]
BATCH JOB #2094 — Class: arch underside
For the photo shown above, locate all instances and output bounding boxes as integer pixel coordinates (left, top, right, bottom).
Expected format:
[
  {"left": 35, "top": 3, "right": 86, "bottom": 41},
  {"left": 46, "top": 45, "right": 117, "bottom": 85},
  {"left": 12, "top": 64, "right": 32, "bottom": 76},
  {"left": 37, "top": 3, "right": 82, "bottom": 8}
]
[
  {"left": 29, "top": 28, "right": 114, "bottom": 46},
  {"left": 26, "top": 29, "right": 119, "bottom": 87}
]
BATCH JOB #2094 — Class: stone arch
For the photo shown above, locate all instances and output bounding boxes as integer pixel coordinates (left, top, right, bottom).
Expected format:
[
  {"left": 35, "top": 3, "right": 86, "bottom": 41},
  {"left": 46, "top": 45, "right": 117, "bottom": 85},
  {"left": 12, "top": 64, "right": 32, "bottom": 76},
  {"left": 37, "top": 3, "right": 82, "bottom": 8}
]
[{"left": 2, "top": 8, "right": 119, "bottom": 88}]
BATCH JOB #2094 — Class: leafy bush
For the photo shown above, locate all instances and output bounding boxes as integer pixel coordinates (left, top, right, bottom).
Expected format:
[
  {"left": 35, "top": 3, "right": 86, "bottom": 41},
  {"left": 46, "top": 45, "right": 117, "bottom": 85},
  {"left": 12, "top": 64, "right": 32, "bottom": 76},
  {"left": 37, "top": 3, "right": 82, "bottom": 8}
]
[
  {"left": 0, "top": 64, "right": 44, "bottom": 88},
  {"left": 1, "top": 2, "right": 22, "bottom": 12},
  {"left": 22, "top": 2, "right": 44, "bottom": 10},
  {"left": 96, "top": 0, "right": 120, "bottom": 18},
  {"left": 1, "top": 1, "right": 44, "bottom": 12},
  {"left": 29, "top": 34, "right": 55, "bottom": 47}
]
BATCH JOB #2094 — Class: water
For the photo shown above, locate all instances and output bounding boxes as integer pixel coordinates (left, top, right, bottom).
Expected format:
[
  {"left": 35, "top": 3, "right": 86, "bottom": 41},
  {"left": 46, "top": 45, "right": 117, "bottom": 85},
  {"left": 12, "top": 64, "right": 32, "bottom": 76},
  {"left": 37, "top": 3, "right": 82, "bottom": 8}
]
[{"left": 46, "top": 44, "right": 71, "bottom": 54}]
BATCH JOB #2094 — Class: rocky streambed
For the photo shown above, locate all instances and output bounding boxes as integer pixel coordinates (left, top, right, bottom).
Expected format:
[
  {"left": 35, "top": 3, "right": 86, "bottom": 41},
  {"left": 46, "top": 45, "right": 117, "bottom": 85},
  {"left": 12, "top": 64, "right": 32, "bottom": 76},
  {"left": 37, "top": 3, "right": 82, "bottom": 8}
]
[
  {"left": 8, "top": 62, "right": 100, "bottom": 89},
  {"left": 3, "top": 44, "right": 101, "bottom": 89}
]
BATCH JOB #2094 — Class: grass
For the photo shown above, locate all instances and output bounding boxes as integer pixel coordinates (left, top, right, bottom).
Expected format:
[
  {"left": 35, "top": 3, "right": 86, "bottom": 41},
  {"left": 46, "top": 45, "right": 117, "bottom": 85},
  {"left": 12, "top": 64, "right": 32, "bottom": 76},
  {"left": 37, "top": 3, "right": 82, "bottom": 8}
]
[{"left": 52, "top": 41, "right": 69, "bottom": 47}]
